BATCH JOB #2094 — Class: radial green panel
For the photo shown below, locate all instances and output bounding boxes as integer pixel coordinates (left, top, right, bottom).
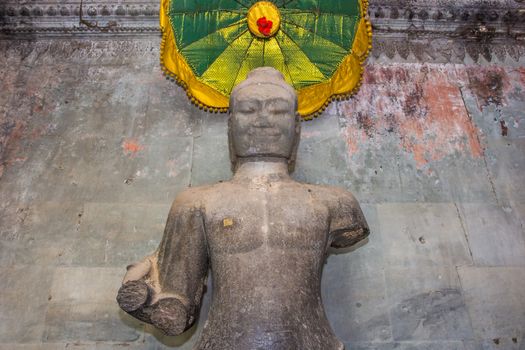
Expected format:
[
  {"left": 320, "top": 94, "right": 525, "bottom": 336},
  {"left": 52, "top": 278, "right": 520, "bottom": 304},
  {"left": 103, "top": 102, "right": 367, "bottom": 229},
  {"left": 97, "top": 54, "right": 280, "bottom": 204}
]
[
  {"left": 172, "top": 0, "right": 245, "bottom": 12},
  {"left": 274, "top": 30, "right": 325, "bottom": 88},
  {"left": 319, "top": 0, "right": 360, "bottom": 16},
  {"left": 201, "top": 31, "right": 255, "bottom": 94},
  {"left": 283, "top": 12, "right": 360, "bottom": 49},
  {"left": 171, "top": 12, "right": 247, "bottom": 49},
  {"left": 232, "top": 37, "right": 266, "bottom": 88},
  {"left": 180, "top": 22, "right": 248, "bottom": 76},
  {"left": 280, "top": 23, "right": 348, "bottom": 78}
]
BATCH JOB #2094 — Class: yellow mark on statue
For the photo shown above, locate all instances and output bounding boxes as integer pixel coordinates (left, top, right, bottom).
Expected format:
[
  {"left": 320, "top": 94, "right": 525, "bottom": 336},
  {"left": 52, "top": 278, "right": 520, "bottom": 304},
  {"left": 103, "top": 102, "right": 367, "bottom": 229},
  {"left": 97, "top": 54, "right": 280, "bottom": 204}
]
[{"left": 223, "top": 218, "right": 234, "bottom": 227}]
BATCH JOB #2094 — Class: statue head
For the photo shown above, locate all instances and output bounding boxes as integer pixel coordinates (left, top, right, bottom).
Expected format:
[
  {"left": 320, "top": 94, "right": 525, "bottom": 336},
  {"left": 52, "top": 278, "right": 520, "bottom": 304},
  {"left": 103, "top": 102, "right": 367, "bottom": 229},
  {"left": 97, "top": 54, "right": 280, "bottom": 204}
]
[{"left": 228, "top": 67, "right": 301, "bottom": 173}]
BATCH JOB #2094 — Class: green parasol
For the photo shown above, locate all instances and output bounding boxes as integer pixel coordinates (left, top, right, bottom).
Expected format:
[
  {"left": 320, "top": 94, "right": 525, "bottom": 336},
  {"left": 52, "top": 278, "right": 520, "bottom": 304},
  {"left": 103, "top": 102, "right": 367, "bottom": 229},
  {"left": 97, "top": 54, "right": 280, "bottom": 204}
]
[{"left": 160, "top": 0, "right": 372, "bottom": 118}]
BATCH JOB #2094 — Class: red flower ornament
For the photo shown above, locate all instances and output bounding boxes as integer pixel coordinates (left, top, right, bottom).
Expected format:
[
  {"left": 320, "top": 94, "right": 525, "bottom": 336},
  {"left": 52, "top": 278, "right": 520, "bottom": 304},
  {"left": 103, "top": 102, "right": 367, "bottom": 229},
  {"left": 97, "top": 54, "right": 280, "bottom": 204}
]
[{"left": 256, "top": 16, "right": 273, "bottom": 36}]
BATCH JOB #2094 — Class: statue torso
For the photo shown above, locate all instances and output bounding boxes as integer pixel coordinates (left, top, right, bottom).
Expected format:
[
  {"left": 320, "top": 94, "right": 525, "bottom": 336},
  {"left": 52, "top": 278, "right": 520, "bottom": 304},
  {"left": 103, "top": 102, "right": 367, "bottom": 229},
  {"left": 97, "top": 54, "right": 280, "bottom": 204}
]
[{"left": 192, "top": 176, "right": 345, "bottom": 350}]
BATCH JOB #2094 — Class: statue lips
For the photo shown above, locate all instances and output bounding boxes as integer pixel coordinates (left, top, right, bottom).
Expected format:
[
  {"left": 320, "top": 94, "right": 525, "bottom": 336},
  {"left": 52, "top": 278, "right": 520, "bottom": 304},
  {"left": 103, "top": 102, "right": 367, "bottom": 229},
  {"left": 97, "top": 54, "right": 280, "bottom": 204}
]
[
  {"left": 256, "top": 16, "right": 273, "bottom": 36},
  {"left": 248, "top": 126, "right": 282, "bottom": 138}
]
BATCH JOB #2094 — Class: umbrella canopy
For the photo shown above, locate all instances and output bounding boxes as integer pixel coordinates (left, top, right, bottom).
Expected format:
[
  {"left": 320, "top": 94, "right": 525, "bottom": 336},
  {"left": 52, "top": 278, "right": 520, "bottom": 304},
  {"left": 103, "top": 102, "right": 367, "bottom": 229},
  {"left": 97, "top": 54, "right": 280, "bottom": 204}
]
[{"left": 160, "top": 0, "right": 372, "bottom": 119}]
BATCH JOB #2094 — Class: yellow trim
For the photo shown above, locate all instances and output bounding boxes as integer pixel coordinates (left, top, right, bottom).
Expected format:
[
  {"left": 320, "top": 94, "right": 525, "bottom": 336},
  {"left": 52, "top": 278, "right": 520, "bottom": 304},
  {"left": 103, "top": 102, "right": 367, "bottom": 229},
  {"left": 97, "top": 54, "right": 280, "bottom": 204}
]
[
  {"left": 159, "top": 0, "right": 372, "bottom": 119},
  {"left": 297, "top": 0, "right": 371, "bottom": 118},
  {"left": 247, "top": 1, "right": 281, "bottom": 38}
]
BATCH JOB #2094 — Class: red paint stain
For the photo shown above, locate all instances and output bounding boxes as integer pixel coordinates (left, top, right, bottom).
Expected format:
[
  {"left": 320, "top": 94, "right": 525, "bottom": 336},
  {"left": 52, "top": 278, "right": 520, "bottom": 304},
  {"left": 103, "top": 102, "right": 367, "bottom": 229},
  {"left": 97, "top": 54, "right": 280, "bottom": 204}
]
[
  {"left": 122, "top": 140, "right": 143, "bottom": 155},
  {"left": 339, "top": 64, "right": 483, "bottom": 169}
]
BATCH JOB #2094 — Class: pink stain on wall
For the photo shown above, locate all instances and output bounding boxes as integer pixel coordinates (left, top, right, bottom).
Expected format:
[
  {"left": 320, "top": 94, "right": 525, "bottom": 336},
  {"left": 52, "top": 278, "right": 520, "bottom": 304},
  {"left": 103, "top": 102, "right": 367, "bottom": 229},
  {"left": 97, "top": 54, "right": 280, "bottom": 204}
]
[
  {"left": 122, "top": 139, "right": 144, "bottom": 156},
  {"left": 339, "top": 64, "right": 484, "bottom": 169}
]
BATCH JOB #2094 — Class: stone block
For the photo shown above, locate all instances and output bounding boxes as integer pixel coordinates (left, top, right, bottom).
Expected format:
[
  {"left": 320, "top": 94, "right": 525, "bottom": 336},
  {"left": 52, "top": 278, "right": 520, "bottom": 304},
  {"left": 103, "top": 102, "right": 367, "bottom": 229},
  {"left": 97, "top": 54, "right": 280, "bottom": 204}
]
[
  {"left": 30, "top": 133, "right": 192, "bottom": 203},
  {"left": 44, "top": 267, "right": 142, "bottom": 342},
  {"left": 194, "top": 113, "right": 229, "bottom": 137},
  {"left": 69, "top": 202, "right": 169, "bottom": 267},
  {"left": 0, "top": 202, "right": 84, "bottom": 267},
  {"left": 144, "top": 76, "right": 203, "bottom": 138},
  {"left": 457, "top": 203, "right": 525, "bottom": 266},
  {"left": 516, "top": 203, "right": 525, "bottom": 229},
  {"left": 385, "top": 266, "right": 474, "bottom": 341},
  {"left": 458, "top": 267, "right": 525, "bottom": 341},
  {"left": 0, "top": 266, "right": 54, "bottom": 343},
  {"left": 473, "top": 338, "right": 523, "bottom": 350},
  {"left": 343, "top": 341, "right": 467, "bottom": 349},
  {"left": 377, "top": 203, "right": 472, "bottom": 268},
  {"left": 484, "top": 140, "right": 525, "bottom": 205},
  {"left": 0, "top": 344, "right": 68, "bottom": 350},
  {"left": 322, "top": 205, "right": 392, "bottom": 342},
  {"left": 322, "top": 256, "right": 391, "bottom": 342},
  {"left": 48, "top": 267, "right": 122, "bottom": 303},
  {"left": 293, "top": 128, "right": 352, "bottom": 188},
  {"left": 190, "top": 135, "right": 232, "bottom": 186}
]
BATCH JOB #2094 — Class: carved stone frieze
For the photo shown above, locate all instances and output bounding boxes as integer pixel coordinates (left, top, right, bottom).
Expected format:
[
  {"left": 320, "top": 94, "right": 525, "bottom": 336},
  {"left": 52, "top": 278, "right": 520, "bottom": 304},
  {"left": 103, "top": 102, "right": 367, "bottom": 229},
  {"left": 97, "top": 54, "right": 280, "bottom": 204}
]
[{"left": 1, "top": 0, "right": 524, "bottom": 63}]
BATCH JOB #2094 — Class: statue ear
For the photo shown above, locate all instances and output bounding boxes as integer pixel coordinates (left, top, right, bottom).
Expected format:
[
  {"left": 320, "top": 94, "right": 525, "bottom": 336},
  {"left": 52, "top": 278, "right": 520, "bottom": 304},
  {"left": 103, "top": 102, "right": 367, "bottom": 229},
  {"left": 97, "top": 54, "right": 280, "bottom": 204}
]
[{"left": 288, "top": 113, "right": 301, "bottom": 173}]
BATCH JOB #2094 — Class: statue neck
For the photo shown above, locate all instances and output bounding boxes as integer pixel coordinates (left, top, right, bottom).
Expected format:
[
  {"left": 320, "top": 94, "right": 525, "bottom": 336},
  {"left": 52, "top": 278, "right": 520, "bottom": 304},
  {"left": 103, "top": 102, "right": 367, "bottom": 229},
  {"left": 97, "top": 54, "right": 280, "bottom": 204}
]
[{"left": 233, "top": 158, "right": 290, "bottom": 181}]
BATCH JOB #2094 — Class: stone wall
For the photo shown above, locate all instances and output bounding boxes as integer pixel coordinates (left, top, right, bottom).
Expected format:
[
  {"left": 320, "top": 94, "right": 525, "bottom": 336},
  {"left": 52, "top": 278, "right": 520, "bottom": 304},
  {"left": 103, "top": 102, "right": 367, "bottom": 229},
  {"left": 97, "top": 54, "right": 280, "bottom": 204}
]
[{"left": 0, "top": 34, "right": 524, "bottom": 350}]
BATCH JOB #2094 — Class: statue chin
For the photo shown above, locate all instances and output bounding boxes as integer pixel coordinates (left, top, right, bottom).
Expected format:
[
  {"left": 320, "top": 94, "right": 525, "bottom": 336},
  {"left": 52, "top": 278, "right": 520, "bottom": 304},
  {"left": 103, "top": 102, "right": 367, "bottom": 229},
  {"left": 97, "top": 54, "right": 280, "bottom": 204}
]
[{"left": 116, "top": 67, "right": 369, "bottom": 350}]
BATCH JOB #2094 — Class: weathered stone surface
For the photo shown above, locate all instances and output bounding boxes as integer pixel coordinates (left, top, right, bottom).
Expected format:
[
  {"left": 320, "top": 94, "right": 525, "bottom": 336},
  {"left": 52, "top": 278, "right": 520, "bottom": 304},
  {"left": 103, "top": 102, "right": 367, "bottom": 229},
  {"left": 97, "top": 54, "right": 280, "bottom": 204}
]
[
  {"left": 484, "top": 139, "right": 525, "bottom": 205},
  {"left": 0, "top": 201, "right": 83, "bottom": 267},
  {"left": 322, "top": 205, "right": 391, "bottom": 342},
  {"left": 458, "top": 267, "right": 525, "bottom": 341},
  {"left": 343, "top": 341, "right": 468, "bottom": 350},
  {"left": 385, "top": 266, "right": 474, "bottom": 341},
  {"left": 0, "top": 345, "right": 72, "bottom": 350},
  {"left": 294, "top": 114, "right": 355, "bottom": 188},
  {"left": 334, "top": 64, "right": 497, "bottom": 203},
  {"left": 377, "top": 203, "right": 472, "bottom": 267},
  {"left": 44, "top": 267, "right": 142, "bottom": 342},
  {"left": 457, "top": 203, "right": 525, "bottom": 266},
  {"left": 70, "top": 202, "right": 169, "bottom": 266},
  {"left": 190, "top": 135, "right": 231, "bottom": 186},
  {"left": 0, "top": 38, "right": 524, "bottom": 349},
  {"left": 0, "top": 266, "right": 54, "bottom": 342},
  {"left": 323, "top": 257, "right": 391, "bottom": 342},
  {"left": 2, "top": 0, "right": 525, "bottom": 65}
]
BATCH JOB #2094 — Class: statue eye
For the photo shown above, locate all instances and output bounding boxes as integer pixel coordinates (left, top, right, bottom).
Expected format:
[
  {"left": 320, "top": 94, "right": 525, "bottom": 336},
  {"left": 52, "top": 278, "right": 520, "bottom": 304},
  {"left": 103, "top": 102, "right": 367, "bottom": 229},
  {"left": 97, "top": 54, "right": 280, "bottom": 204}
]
[
  {"left": 269, "top": 108, "right": 289, "bottom": 114},
  {"left": 236, "top": 103, "right": 257, "bottom": 114},
  {"left": 240, "top": 107, "right": 256, "bottom": 113}
]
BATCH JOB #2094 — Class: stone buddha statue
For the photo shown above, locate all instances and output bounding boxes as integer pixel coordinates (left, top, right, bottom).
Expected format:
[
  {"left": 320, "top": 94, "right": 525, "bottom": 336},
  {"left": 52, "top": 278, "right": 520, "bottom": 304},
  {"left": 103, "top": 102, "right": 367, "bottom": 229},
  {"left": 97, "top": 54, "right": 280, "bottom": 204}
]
[{"left": 117, "top": 67, "right": 370, "bottom": 350}]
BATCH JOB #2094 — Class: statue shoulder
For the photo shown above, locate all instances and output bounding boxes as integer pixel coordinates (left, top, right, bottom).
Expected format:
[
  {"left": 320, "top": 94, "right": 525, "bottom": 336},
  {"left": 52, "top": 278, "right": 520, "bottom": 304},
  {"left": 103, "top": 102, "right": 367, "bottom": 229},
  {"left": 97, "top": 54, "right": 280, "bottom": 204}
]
[
  {"left": 306, "top": 185, "right": 369, "bottom": 248},
  {"left": 171, "top": 182, "right": 232, "bottom": 210},
  {"left": 303, "top": 183, "right": 358, "bottom": 206}
]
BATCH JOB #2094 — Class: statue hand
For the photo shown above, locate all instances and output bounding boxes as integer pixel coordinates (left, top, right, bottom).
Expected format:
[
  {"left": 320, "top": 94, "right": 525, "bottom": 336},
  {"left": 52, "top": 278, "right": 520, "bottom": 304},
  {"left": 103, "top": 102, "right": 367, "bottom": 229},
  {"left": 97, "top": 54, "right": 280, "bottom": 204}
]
[{"left": 117, "top": 255, "right": 189, "bottom": 336}]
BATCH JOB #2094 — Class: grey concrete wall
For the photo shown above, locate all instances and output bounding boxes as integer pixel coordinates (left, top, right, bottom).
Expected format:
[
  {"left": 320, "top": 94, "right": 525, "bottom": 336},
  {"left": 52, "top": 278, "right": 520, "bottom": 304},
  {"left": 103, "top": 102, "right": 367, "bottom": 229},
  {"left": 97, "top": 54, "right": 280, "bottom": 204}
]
[{"left": 0, "top": 38, "right": 524, "bottom": 350}]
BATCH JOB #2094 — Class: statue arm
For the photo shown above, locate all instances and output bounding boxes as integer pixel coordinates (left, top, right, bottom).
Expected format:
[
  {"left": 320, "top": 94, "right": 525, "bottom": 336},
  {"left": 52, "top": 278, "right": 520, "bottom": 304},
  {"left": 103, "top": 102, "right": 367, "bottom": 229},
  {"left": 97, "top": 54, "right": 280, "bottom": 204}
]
[
  {"left": 328, "top": 191, "right": 370, "bottom": 249},
  {"left": 117, "top": 192, "right": 208, "bottom": 336}
]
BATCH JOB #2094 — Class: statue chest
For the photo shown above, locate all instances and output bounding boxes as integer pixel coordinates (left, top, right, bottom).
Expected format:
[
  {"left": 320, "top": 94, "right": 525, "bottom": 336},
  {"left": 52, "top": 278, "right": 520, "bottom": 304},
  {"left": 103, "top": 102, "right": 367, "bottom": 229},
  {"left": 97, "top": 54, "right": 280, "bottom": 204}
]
[{"left": 203, "top": 187, "right": 330, "bottom": 255}]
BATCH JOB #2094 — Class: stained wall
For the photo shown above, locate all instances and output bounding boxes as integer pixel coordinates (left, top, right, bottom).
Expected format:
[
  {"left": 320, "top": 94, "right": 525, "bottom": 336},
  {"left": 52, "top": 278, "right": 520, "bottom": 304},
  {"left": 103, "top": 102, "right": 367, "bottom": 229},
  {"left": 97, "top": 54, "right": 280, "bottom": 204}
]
[{"left": 0, "top": 38, "right": 524, "bottom": 350}]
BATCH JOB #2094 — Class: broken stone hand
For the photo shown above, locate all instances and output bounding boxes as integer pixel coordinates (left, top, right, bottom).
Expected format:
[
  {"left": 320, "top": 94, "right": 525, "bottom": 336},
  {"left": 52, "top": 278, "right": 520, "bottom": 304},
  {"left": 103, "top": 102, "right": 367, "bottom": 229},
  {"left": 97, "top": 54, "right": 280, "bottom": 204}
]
[{"left": 116, "top": 255, "right": 191, "bottom": 336}]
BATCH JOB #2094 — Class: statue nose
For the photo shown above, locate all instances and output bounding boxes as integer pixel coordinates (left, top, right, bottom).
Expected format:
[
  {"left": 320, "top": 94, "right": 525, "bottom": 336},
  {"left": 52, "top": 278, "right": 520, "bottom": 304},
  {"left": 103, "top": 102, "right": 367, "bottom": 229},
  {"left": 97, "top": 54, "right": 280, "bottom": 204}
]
[{"left": 253, "top": 113, "right": 272, "bottom": 128}]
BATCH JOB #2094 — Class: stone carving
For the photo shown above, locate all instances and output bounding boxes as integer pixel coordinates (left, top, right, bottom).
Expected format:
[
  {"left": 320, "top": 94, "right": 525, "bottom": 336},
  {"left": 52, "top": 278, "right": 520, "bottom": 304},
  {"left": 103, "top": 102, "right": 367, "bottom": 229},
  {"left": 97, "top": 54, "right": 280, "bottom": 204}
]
[
  {"left": 116, "top": 67, "right": 370, "bottom": 349},
  {"left": 2, "top": 0, "right": 524, "bottom": 64}
]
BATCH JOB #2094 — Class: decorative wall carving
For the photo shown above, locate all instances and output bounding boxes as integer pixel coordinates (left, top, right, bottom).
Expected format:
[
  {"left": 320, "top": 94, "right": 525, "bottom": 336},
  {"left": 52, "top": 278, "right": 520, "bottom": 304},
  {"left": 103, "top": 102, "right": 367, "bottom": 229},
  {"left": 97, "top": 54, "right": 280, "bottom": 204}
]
[{"left": 1, "top": 0, "right": 524, "bottom": 63}]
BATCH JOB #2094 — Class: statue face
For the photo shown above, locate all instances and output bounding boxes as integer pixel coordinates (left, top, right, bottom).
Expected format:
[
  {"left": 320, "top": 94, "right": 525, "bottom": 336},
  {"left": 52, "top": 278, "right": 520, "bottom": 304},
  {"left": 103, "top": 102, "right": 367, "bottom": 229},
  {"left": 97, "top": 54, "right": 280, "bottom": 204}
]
[{"left": 230, "top": 85, "right": 297, "bottom": 160}]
